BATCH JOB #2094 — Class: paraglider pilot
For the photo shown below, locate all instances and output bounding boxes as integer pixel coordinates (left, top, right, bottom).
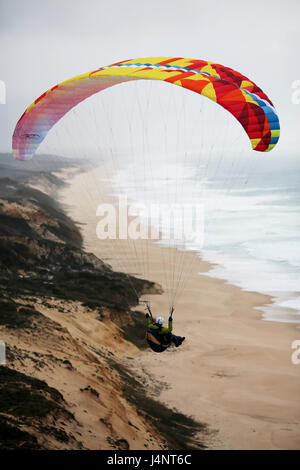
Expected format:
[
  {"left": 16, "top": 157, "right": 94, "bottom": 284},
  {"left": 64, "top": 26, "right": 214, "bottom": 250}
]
[{"left": 144, "top": 303, "right": 185, "bottom": 353}]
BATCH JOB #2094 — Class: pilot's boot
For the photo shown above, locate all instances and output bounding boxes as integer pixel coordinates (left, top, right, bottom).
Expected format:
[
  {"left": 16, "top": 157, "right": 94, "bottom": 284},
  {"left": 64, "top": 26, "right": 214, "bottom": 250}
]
[{"left": 175, "top": 337, "right": 185, "bottom": 347}]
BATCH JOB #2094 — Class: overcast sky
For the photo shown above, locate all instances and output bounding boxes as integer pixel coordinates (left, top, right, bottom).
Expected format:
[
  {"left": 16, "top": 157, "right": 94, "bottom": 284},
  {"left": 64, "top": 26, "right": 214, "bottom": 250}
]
[{"left": 0, "top": 0, "right": 299, "bottom": 159}]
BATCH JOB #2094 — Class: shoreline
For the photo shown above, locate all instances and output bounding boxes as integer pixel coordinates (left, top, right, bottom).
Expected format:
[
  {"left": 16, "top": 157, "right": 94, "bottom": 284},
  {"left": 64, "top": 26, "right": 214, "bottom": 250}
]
[
  {"left": 200, "top": 256, "right": 300, "bottom": 325},
  {"left": 59, "top": 165, "right": 300, "bottom": 449}
]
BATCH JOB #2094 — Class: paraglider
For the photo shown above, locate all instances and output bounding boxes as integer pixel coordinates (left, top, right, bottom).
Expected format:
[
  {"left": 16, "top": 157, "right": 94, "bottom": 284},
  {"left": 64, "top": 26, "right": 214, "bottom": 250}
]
[
  {"left": 12, "top": 57, "right": 280, "bottom": 161},
  {"left": 143, "top": 302, "right": 185, "bottom": 353},
  {"left": 12, "top": 57, "right": 280, "bottom": 353}
]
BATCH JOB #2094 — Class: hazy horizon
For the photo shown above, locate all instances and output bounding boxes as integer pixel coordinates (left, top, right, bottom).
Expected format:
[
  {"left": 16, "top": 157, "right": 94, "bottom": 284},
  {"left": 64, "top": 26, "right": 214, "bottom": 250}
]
[{"left": 0, "top": 0, "right": 300, "bottom": 161}]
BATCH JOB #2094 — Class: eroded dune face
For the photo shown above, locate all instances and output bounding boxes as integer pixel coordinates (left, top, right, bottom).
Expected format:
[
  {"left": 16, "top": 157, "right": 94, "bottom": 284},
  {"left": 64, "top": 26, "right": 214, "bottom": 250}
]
[
  {"left": 0, "top": 165, "right": 204, "bottom": 451},
  {"left": 0, "top": 169, "right": 161, "bottom": 450},
  {"left": 0, "top": 294, "right": 165, "bottom": 450}
]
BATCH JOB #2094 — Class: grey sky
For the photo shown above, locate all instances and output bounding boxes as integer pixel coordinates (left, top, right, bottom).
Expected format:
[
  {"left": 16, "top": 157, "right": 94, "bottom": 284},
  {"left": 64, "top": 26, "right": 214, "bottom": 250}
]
[{"left": 0, "top": 0, "right": 299, "bottom": 159}]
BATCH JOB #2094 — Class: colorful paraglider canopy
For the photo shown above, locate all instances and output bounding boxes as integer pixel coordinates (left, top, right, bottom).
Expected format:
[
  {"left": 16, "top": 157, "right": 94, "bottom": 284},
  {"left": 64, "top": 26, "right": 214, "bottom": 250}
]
[{"left": 12, "top": 57, "right": 280, "bottom": 161}]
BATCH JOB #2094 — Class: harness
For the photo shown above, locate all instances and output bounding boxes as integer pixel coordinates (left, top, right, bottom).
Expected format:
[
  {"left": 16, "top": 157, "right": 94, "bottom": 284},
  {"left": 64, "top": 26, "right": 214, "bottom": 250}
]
[{"left": 146, "top": 329, "right": 171, "bottom": 353}]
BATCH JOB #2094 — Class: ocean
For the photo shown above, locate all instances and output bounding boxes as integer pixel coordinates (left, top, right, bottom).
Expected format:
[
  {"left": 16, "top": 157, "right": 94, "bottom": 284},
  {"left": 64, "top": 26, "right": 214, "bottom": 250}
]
[{"left": 109, "top": 155, "right": 300, "bottom": 324}]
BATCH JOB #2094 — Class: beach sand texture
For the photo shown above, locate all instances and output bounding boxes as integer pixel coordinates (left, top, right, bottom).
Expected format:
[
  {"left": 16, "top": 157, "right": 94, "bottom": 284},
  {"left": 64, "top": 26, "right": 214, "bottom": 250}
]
[{"left": 59, "top": 166, "right": 300, "bottom": 450}]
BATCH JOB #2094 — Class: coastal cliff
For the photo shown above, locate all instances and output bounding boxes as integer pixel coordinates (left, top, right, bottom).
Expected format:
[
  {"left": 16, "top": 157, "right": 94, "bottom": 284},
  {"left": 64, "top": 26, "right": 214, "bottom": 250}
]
[{"left": 0, "top": 155, "right": 206, "bottom": 450}]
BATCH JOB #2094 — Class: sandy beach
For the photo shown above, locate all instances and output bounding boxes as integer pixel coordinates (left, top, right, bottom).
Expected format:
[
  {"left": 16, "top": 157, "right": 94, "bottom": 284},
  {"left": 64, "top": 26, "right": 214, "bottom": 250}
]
[{"left": 59, "top": 165, "right": 300, "bottom": 450}]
